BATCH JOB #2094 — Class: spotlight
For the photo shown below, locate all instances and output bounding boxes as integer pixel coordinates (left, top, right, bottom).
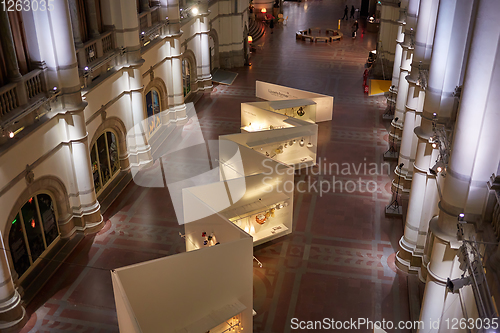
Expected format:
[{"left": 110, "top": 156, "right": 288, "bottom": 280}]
[
  {"left": 84, "top": 66, "right": 89, "bottom": 71},
  {"left": 261, "top": 8, "right": 266, "bottom": 13},
  {"left": 9, "top": 131, "right": 14, "bottom": 138},
  {"left": 53, "top": 86, "right": 58, "bottom": 91},
  {"left": 433, "top": 112, "right": 437, "bottom": 118},
  {"left": 446, "top": 277, "right": 471, "bottom": 293},
  {"left": 191, "top": 6, "right": 198, "bottom": 15},
  {"left": 394, "top": 117, "right": 399, "bottom": 122},
  {"left": 142, "top": 31, "right": 145, "bottom": 35},
  {"left": 398, "top": 163, "right": 404, "bottom": 169},
  {"left": 429, "top": 161, "right": 445, "bottom": 175},
  {"left": 458, "top": 213, "right": 465, "bottom": 222}
]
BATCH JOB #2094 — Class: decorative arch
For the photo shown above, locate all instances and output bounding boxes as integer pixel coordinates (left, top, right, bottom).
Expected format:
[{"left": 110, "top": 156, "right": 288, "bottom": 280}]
[
  {"left": 144, "top": 77, "right": 169, "bottom": 110},
  {"left": 182, "top": 49, "right": 198, "bottom": 97},
  {"left": 90, "top": 117, "right": 128, "bottom": 170},
  {"left": 208, "top": 29, "right": 220, "bottom": 71},
  {"left": 3, "top": 176, "right": 71, "bottom": 280}
]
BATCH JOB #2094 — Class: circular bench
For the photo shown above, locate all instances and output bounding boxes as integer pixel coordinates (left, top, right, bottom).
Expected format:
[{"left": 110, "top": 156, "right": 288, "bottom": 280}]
[{"left": 296, "top": 28, "right": 343, "bottom": 43}]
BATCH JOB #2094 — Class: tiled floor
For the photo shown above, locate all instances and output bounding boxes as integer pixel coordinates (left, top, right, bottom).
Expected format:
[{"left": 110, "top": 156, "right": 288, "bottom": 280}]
[{"left": 20, "top": 1, "right": 411, "bottom": 332}]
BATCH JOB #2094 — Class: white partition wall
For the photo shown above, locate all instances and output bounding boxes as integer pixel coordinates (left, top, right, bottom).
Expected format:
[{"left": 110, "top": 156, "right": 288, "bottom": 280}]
[
  {"left": 255, "top": 81, "right": 334, "bottom": 122},
  {"left": 185, "top": 145, "right": 294, "bottom": 246},
  {"left": 112, "top": 216, "right": 253, "bottom": 333}
]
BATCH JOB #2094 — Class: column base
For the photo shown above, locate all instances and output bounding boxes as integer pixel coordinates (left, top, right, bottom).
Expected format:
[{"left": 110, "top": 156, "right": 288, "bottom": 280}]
[
  {"left": 385, "top": 204, "right": 403, "bottom": 217},
  {"left": 383, "top": 150, "right": 399, "bottom": 161},
  {"left": 396, "top": 237, "right": 423, "bottom": 274},
  {"left": 0, "top": 291, "right": 27, "bottom": 333}
]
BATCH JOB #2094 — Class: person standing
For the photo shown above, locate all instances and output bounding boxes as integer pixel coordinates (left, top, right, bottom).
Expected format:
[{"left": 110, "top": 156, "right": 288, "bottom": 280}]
[
  {"left": 269, "top": 15, "right": 275, "bottom": 34},
  {"left": 342, "top": 5, "right": 348, "bottom": 20},
  {"left": 350, "top": 5, "right": 355, "bottom": 19}
]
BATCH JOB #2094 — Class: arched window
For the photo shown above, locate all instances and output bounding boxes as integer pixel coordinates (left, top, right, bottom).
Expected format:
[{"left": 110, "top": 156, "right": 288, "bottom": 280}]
[
  {"left": 145, "top": 89, "right": 161, "bottom": 137},
  {"left": 9, "top": 194, "right": 59, "bottom": 278},
  {"left": 182, "top": 59, "right": 191, "bottom": 97},
  {"left": 91, "top": 131, "right": 120, "bottom": 193}
]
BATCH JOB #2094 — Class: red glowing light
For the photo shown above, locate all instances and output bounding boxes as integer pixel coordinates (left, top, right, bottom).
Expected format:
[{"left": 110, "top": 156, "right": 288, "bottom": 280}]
[
  {"left": 29, "top": 197, "right": 33, "bottom": 204},
  {"left": 31, "top": 219, "right": 35, "bottom": 228}
]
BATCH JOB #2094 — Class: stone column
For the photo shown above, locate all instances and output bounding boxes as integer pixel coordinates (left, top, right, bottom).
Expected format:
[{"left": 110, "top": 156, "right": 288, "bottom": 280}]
[
  {"left": 0, "top": 235, "right": 26, "bottom": 332},
  {"left": 418, "top": 0, "right": 500, "bottom": 328},
  {"left": 85, "top": 0, "right": 101, "bottom": 38},
  {"left": 396, "top": 0, "right": 439, "bottom": 193},
  {"left": 140, "top": 0, "right": 150, "bottom": 13},
  {"left": 390, "top": 0, "right": 419, "bottom": 148},
  {"left": 68, "top": 0, "right": 84, "bottom": 46},
  {"left": 0, "top": 10, "right": 21, "bottom": 79},
  {"left": 397, "top": 0, "right": 475, "bottom": 276}
]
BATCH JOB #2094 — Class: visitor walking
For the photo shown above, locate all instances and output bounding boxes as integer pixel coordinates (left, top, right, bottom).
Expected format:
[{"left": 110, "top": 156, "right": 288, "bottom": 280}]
[
  {"left": 350, "top": 5, "right": 355, "bottom": 19},
  {"left": 342, "top": 5, "right": 348, "bottom": 20},
  {"left": 351, "top": 20, "right": 358, "bottom": 38},
  {"left": 269, "top": 16, "right": 275, "bottom": 34}
]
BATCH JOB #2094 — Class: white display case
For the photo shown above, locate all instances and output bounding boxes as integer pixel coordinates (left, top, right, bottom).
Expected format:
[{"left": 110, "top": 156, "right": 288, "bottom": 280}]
[
  {"left": 184, "top": 145, "right": 294, "bottom": 246},
  {"left": 111, "top": 212, "right": 253, "bottom": 333},
  {"left": 255, "top": 81, "right": 334, "bottom": 122}
]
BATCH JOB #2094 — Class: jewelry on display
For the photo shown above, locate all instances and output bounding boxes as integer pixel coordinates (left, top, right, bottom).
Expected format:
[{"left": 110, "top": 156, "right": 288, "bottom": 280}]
[
  {"left": 256, "top": 214, "right": 267, "bottom": 224},
  {"left": 289, "top": 140, "right": 294, "bottom": 146},
  {"left": 266, "top": 151, "right": 270, "bottom": 156},
  {"left": 270, "top": 208, "right": 275, "bottom": 217},
  {"left": 300, "top": 138, "right": 305, "bottom": 147},
  {"left": 307, "top": 142, "right": 313, "bottom": 148},
  {"left": 297, "top": 107, "right": 305, "bottom": 117}
]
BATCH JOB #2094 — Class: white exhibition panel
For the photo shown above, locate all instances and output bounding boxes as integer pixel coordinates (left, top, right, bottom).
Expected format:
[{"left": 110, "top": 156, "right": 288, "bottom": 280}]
[
  {"left": 112, "top": 237, "right": 253, "bottom": 333},
  {"left": 255, "top": 81, "right": 334, "bottom": 122},
  {"left": 218, "top": 139, "right": 291, "bottom": 179},
  {"left": 222, "top": 122, "right": 319, "bottom": 170},
  {"left": 183, "top": 151, "right": 294, "bottom": 246}
]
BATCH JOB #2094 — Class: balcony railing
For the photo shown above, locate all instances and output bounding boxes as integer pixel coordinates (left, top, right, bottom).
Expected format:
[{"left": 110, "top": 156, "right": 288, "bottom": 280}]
[
  {"left": 76, "top": 29, "right": 116, "bottom": 72},
  {"left": 139, "top": 6, "right": 169, "bottom": 48},
  {"left": 76, "top": 29, "right": 121, "bottom": 89},
  {"left": 0, "top": 84, "right": 18, "bottom": 117},
  {"left": 0, "top": 67, "right": 49, "bottom": 128}
]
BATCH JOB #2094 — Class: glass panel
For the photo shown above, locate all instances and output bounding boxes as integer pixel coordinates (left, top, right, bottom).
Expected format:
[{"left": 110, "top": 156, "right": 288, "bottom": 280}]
[
  {"left": 21, "top": 198, "right": 45, "bottom": 261},
  {"left": 182, "top": 60, "right": 191, "bottom": 96},
  {"left": 91, "top": 145, "right": 101, "bottom": 193},
  {"left": 146, "top": 91, "right": 160, "bottom": 136},
  {"left": 107, "top": 132, "right": 120, "bottom": 175},
  {"left": 9, "top": 214, "right": 30, "bottom": 277},
  {"left": 97, "top": 134, "right": 111, "bottom": 186},
  {"left": 37, "top": 194, "right": 58, "bottom": 246}
]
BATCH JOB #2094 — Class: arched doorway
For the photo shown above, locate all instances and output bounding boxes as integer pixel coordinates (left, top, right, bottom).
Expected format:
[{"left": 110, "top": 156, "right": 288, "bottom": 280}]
[
  {"left": 145, "top": 88, "right": 162, "bottom": 137},
  {"left": 182, "top": 58, "right": 192, "bottom": 97},
  {"left": 90, "top": 131, "right": 120, "bottom": 194},
  {"left": 9, "top": 193, "right": 59, "bottom": 279},
  {"left": 208, "top": 29, "right": 220, "bottom": 71}
]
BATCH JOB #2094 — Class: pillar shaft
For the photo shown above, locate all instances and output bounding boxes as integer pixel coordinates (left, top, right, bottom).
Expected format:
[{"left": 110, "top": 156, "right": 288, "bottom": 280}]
[
  {"left": 0, "top": 10, "right": 21, "bottom": 79},
  {"left": 419, "top": 0, "right": 500, "bottom": 328},
  {"left": 0, "top": 235, "right": 26, "bottom": 331},
  {"left": 397, "top": 0, "right": 439, "bottom": 189},
  {"left": 85, "top": 0, "right": 100, "bottom": 38},
  {"left": 68, "top": 0, "right": 84, "bottom": 46}
]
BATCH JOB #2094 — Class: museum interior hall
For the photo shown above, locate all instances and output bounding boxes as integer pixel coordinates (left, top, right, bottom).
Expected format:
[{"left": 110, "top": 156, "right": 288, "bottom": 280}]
[{"left": 0, "top": 0, "right": 499, "bottom": 332}]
